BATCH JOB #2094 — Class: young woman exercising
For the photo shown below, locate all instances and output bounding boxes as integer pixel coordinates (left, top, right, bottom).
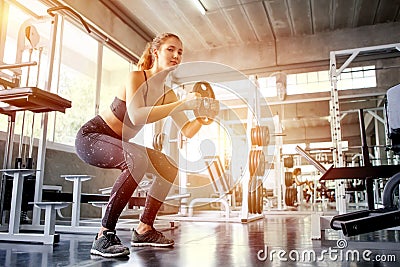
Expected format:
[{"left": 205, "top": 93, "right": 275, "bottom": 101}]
[{"left": 75, "top": 33, "right": 218, "bottom": 257}]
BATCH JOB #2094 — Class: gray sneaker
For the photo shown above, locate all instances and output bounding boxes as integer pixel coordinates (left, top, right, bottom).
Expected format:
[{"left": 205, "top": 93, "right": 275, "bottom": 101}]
[
  {"left": 90, "top": 230, "right": 130, "bottom": 258},
  {"left": 131, "top": 228, "right": 174, "bottom": 247}
]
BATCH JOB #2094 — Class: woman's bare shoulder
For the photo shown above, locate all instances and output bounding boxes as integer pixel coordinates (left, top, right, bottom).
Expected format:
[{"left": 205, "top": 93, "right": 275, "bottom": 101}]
[{"left": 127, "top": 70, "right": 145, "bottom": 79}]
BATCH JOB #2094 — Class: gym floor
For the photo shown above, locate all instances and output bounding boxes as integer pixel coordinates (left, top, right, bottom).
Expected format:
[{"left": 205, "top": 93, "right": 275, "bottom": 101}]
[{"left": 0, "top": 213, "right": 399, "bottom": 267}]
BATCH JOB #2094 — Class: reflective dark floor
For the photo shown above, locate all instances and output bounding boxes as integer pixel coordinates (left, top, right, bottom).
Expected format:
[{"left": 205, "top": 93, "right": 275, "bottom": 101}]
[{"left": 0, "top": 214, "right": 399, "bottom": 267}]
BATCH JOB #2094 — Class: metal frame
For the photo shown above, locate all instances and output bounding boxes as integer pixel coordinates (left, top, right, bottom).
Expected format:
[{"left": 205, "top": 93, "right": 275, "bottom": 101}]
[
  {"left": 329, "top": 42, "right": 400, "bottom": 214},
  {"left": 311, "top": 42, "right": 400, "bottom": 240},
  {"left": 159, "top": 75, "right": 265, "bottom": 223},
  {"left": 31, "top": 14, "right": 59, "bottom": 227},
  {"left": 0, "top": 14, "right": 72, "bottom": 244}
]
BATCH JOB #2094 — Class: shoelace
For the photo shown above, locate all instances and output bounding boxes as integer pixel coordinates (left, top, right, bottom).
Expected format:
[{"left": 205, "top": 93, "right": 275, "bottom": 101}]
[
  {"left": 150, "top": 229, "right": 169, "bottom": 242},
  {"left": 103, "top": 232, "right": 122, "bottom": 248}
]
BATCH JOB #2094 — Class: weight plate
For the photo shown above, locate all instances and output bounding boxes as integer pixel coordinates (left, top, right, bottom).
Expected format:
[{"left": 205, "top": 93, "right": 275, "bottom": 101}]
[{"left": 256, "top": 179, "right": 263, "bottom": 214}]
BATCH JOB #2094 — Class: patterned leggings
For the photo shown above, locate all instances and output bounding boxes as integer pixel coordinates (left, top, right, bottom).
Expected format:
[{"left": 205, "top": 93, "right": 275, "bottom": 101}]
[{"left": 75, "top": 115, "right": 177, "bottom": 230}]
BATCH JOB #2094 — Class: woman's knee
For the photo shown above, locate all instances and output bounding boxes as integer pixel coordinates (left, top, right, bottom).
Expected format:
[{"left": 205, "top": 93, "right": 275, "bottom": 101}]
[
  {"left": 161, "top": 155, "right": 178, "bottom": 183},
  {"left": 123, "top": 149, "right": 149, "bottom": 178}
]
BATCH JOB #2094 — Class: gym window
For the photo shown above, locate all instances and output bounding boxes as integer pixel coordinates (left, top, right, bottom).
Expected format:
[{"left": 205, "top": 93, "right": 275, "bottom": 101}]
[
  {"left": 286, "top": 66, "right": 376, "bottom": 95},
  {"left": 0, "top": 0, "right": 132, "bottom": 148},
  {"left": 258, "top": 66, "right": 377, "bottom": 96}
]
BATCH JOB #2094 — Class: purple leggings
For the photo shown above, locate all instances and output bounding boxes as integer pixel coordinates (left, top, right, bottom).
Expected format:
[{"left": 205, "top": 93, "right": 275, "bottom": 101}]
[{"left": 75, "top": 115, "right": 177, "bottom": 230}]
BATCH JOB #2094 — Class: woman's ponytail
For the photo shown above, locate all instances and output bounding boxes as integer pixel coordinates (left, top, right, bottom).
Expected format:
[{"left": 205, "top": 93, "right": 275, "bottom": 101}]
[{"left": 137, "top": 42, "right": 153, "bottom": 71}]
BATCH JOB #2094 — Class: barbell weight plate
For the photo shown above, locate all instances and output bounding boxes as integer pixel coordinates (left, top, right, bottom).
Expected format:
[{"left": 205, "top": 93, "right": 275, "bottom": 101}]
[
  {"left": 158, "top": 133, "right": 163, "bottom": 151},
  {"left": 192, "top": 81, "right": 215, "bottom": 98},
  {"left": 156, "top": 133, "right": 161, "bottom": 151},
  {"left": 253, "top": 127, "right": 258, "bottom": 146},
  {"left": 252, "top": 181, "right": 258, "bottom": 214},
  {"left": 248, "top": 151, "right": 252, "bottom": 176},
  {"left": 285, "top": 187, "right": 293, "bottom": 206},
  {"left": 249, "top": 150, "right": 255, "bottom": 177},
  {"left": 194, "top": 109, "right": 213, "bottom": 125},
  {"left": 251, "top": 128, "right": 256, "bottom": 146},
  {"left": 251, "top": 177, "right": 257, "bottom": 214},
  {"left": 292, "top": 187, "right": 298, "bottom": 204},
  {"left": 256, "top": 150, "right": 266, "bottom": 176},
  {"left": 285, "top": 187, "right": 297, "bottom": 206},
  {"left": 260, "top": 126, "right": 270, "bottom": 147},
  {"left": 256, "top": 179, "right": 263, "bottom": 214},
  {"left": 253, "top": 126, "right": 259, "bottom": 146},
  {"left": 248, "top": 178, "right": 254, "bottom": 213},
  {"left": 285, "top": 172, "right": 294, "bottom": 187},
  {"left": 248, "top": 189, "right": 253, "bottom": 213},
  {"left": 249, "top": 150, "right": 254, "bottom": 177},
  {"left": 257, "top": 126, "right": 261, "bottom": 147},
  {"left": 152, "top": 133, "right": 159, "bottom": 151},
  {"left": 255, "top": 150, "right": 260, "bottom": 175},
  {"left": 249, "top": 149, "right": 266, "bottom": 177},
  {"left": 289, "top": 187, "right": 295, "bottom": 206},
  {"left": 284, "top": 188, "right": 289, "bottom": 206},
  {"left": 252, "top": 150, "right": 257, "bottom": 177},
  {"left": 254, "top": 150, "right": 259, "bottom": 176},
  {"left": 254, "top": 150, "right": 259, "bottom": 175},
  {"left": 291, "top": 187, "right": 297, "bottom": 206},
  {"left": 193, "top": 82, "right": 216, "bottom": 125},
  {"left": 283, "top": 156, "right": 294, "bottom": 168},
  {"left": 265, "top": 126, "right": 270, "bottom": 146},
  {"left": 160, "top": 133, "right": 166, "bottom": 151}
]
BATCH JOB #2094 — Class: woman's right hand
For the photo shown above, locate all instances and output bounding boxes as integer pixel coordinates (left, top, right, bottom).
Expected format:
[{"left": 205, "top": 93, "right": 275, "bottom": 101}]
[{"left": 182, "top": 92, "right": 202, "bottom": 110}]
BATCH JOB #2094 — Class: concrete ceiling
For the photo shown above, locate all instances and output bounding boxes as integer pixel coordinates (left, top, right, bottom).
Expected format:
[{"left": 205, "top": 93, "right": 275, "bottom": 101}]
[
  {"left": 109, "top": 0, "right": 400, "bottom": 49},
  {"left": 101, "top": 0, "right": 400, "bottom": 71}
]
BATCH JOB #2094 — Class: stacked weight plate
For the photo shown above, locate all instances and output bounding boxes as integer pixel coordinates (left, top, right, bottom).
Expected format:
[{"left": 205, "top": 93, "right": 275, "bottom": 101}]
[{"left": 248, "top": 126, "right": 269, "bottom": 214}]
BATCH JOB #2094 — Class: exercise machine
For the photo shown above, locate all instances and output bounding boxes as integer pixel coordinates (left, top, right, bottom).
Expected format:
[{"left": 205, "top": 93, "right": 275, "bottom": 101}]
[
  {"left": 328, "top": 83, "right": 400, "bottom": 236},
  {"left": 0, "top": 15, "right": 71, "bottom": 244}
]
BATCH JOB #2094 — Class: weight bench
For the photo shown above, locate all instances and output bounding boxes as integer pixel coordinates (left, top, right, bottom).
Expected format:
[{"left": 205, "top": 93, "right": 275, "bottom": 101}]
[
  {"left": 327, "top": 84, "right": 400, "bottom": 236},
  {"left": 187, "top": 156, "right": 232, "bottom": 218},
  {"left": 0, "top": 169, "right": 71, "bottom": 244},
  {"left": 30, "top": 201, "right": 71, "bottom": 243},
  {"left": 40, "top": 175, "right": 187, "bottom": 232}
]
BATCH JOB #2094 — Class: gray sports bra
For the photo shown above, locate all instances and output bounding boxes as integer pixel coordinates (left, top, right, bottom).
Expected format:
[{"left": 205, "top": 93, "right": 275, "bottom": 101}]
[{"left": 110, "top": 71, "right": 165, "bottom": 126}]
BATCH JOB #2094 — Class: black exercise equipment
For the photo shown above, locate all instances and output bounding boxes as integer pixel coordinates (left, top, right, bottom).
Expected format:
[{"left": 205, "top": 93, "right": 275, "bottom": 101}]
[
  {"left": 330, "top": 171, "right": 400, "bottom": 236},
  {"left": 327, "top": 84, "right": 400, "bottom": 236}
]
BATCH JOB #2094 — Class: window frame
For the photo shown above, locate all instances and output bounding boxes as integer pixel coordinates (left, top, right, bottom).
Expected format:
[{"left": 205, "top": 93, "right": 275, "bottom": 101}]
[{"left": 0, "top": 1, "right": 138, "bottom": 152}]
